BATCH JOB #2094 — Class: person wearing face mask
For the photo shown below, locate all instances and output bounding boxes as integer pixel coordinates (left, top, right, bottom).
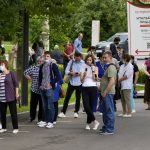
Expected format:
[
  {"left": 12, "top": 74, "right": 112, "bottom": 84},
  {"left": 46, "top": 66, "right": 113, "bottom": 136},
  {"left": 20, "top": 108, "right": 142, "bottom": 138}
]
[
  {"left": 80, "top": 54, "right": 99, "bottom": 131},
  {"left": 24, "top": 56, "right": 43, "bottom": 122},
  {"left": 38, "top": 51, "right": 61, "bottom": 129},
  {"left": 0, "top": 60, "right": 19, "bottom": 134},
  {"left": 118, "top": 54, "right": 133, "bottom": 118}
]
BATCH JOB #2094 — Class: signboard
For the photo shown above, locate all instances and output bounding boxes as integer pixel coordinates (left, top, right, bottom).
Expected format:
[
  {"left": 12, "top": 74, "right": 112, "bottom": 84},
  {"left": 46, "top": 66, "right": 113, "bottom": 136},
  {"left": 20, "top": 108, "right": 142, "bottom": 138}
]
[
  {"left": 91, "top": 20, "right": 100, "bottom": 46},
  {"left": 127, "top": 0, "right": 150, "bottom": 57}
]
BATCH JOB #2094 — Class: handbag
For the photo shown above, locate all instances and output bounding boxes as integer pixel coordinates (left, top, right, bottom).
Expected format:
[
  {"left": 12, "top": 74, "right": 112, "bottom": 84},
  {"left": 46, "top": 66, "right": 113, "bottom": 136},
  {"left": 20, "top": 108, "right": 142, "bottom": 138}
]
[
  {"left": 63, "top": 60, "right": 74, "bottom": 83},
  {"left": 59, "top": 87, "right": 65, "bottom": 98}
]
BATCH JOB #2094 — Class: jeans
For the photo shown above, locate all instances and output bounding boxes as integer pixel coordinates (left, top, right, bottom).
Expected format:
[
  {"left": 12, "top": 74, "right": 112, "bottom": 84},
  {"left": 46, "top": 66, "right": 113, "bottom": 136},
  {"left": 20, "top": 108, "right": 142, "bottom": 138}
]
[
  {"left": 102, "top": 94, "right": 115, "bottom": 133},
  {"left": 41, "top": 89, "right": 54, "bottom": 123}
]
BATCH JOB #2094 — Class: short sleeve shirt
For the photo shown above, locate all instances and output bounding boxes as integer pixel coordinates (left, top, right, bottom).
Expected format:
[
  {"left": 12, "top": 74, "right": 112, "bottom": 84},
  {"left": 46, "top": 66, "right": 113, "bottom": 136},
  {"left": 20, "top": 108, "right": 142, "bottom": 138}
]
[{"left": 100, "top": 65, "right": 117, "bottom": 94}]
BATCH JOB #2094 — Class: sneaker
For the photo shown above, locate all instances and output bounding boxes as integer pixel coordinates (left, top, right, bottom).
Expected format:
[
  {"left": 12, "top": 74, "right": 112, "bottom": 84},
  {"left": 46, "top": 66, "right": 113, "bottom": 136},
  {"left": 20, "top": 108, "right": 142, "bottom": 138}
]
[
  {"left": 117, "top": 114, "right": 124, "bottom": 117},
  {"left": 93, "top": 120, "right": 100, "bottom": 130},
  {"left": 85, "top": 124, "right": 90, "bottom": 130},
  {"left": 37, "top": 121, "right": 46, "bottom": 125},
  {"left": 100, "top": 131, "right": 114, "bottom": 135},
  {"left": 38, "top": 122, "right": 47, "bottom": 127},
  {"left": 132, "top": 110, "right": 136, "bottom": 113},
  {"left": 46, "top": 122, "right": 54, "bottom": 129},
  {"left": 123, "top": 114, "right": 132, "bottom": 118},
  {"left": 0, "top": 123, "right": 2, "bottom": 129},
  {"left": 74, "top": 113, "right": 79, "bottom": 118},
  {"left": 0, "top": 129, "right": 7, "bottom": 133},
  {"left": 53, "top": 122, "right": 57, "bottom": 125},
  {"left": 58, "top": 112, "right": 66, "bottom": 118},
  {"left": 12, "top": 129, "right": 19, "bottom": 134}
]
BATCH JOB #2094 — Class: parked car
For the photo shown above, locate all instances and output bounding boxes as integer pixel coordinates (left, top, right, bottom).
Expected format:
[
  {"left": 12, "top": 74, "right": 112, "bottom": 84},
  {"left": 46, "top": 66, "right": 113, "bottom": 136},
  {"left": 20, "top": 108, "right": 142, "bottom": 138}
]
[{"left": 95, "top": 32, "right": 128, "bottom": 54}]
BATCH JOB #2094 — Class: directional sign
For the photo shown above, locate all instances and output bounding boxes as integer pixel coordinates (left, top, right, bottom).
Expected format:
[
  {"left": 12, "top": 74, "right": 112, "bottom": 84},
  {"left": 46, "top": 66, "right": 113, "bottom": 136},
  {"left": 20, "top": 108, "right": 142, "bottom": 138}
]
[{"left": 127, "top": 0, "right": 150, "bottom": 57}]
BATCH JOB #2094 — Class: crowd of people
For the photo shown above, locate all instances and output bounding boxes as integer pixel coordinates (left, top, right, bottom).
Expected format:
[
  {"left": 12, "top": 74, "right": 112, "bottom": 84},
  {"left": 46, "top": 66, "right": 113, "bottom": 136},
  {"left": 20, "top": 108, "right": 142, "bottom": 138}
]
[{"left": 0, "top": 33, "right": 150, "bottom": 135}]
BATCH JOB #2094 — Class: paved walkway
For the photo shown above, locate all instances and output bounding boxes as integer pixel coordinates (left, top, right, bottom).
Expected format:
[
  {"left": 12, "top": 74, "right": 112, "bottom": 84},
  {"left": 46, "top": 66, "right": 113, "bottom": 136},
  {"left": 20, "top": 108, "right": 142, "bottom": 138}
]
[{"left": 0, "top": 98, "right": 150, "bottom": 150}]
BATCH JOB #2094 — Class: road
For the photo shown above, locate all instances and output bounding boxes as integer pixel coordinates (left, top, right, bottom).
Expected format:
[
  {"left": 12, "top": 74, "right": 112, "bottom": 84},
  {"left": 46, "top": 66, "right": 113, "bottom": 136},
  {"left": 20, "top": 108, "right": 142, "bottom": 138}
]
[{"left": 0, "top": 99, "right": 150, "bottom": 150}]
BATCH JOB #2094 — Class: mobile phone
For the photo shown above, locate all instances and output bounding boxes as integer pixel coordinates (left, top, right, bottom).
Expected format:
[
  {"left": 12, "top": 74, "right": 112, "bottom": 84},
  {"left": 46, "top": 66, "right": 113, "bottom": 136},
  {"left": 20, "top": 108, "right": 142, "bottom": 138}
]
[
  {"left": 75, "top": 72, "right": 79, "bottom": 74},
  {"left": 85, "top": 68, "right": 87, "bottom": 72}
]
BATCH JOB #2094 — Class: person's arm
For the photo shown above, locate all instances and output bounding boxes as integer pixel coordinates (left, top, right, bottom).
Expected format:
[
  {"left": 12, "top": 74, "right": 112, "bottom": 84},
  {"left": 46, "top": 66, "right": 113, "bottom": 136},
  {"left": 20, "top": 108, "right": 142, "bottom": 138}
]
[
  {"left": 24, "top": 67, "right": 32, "bottom": 80},
  {"left": 134, "top": 71, "right": 139, "bottom": 86},
  {"left": 74, "top": 39, "right": 80, "bottom": 53}
]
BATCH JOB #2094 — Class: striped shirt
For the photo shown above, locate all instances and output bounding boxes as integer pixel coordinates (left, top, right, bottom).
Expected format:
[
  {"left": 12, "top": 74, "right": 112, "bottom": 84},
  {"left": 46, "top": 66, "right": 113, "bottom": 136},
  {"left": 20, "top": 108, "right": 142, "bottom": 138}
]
[
  {"left": 0, "top": 74, "right": 6, "bottom": 102},
  {"left": 24, "top": 65, "right": 40, "bottom": 94}
]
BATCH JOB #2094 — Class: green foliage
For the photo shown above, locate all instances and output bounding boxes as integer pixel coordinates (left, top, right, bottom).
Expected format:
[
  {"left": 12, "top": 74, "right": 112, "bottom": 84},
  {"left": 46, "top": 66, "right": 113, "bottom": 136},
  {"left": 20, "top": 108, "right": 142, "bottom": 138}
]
[
  {"left": 138, "top": 70, "right": 146, "bottom": 84},
  {"left": 71, "top": 0, "right": 127, "bottom": 47}
]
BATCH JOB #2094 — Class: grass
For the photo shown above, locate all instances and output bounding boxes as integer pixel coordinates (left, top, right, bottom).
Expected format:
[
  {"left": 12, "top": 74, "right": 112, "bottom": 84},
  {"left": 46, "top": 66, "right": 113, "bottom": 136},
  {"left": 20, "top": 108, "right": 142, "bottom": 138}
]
[{"left": 136, "top": 85, "right": 144, "bottom": 91}]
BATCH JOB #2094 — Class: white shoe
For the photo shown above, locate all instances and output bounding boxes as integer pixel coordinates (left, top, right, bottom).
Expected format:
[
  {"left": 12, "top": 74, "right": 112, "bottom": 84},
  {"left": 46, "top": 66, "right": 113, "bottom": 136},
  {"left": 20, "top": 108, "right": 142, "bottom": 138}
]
[
  {"left": 0, "top": 123, "right": 2, "bottom": 129},
  {"left": 132, "top": 110, "right": 136, "bottom": 113},
  {"left": 74, "top": 113, "right": 79, "bottom": 118},
  {"left": 0, "top": 129, "right": 7, "bottom": 133},
  {"left": 93, "top": 120, "right": 100, "bottom": 130},
  {"left": 85, "top": 125, "right": 90, "bottom": 130},
  {"left": 58, "top": 112, "right": 66, "bottom": 118},
  {"left": 53, "top": 122, "right": 57, "bottom": 125},
  {"left": 37, "top": 121, "right": 46, "bottom": 125},
  {"left": 13, "top": 129, "right": 19, "bottom": 134},
  {"left": 123, "top": 114, "right": 132, "bottom": 118},
  {"left": 46, "top": 122, "right": 54, "bottom": 129},
  {"left": 38, "top": 122, "right": 47, "bottom": 127}
]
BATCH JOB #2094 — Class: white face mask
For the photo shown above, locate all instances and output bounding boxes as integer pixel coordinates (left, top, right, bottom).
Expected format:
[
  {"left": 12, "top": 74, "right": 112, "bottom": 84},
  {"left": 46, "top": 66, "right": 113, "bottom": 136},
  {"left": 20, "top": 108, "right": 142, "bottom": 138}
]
[
  {"left": 0, "top": 65, "right": 5, "bottom": 72},
  {"left": 45, "top": 59, "right": 50, "bottom": 63}
]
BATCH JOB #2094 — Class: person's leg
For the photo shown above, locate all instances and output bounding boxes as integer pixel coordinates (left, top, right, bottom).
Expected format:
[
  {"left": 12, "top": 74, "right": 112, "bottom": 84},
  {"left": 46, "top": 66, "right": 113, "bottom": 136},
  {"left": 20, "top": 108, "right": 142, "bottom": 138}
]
[
  {"left": 30, "top": 91, "right": 38, "bottom": 121},
  {"left": 38, "top": 94, "right": 43, "bottom": 121},
  {"left": 0, "top": 102, "right": 7, "bottom": 129},
  {"left": 8, "top": 101, "right": 18, "bottom": 129},
  {"left": 40, "top": 90, "right": 47, "bottom": 122},
  {"left": 46, "top": 89, "right": 55, "bottom": 123},
  {"left": 61, "top": 83, "right": 74, "bottom": 114},
  {"left": 124, "top": 89, "right": 132, "bottom": 115},
  {"left": 74, "top": 85, "right": 82, "bottom": 113},
  {"left": 53, "top": 102, "right": 58, "bottom": 122},
  {"left": 103, "top": 94, "right": 115, "bottom": 133},
  {"left": 131, "top": 87, "right": 135, "bottom": 112},
  {"left": 82, "top": 87, "right": 95, "bottom": 124},
  {"left": 120, "top": 90, "right": 127, "bottom": 114}
]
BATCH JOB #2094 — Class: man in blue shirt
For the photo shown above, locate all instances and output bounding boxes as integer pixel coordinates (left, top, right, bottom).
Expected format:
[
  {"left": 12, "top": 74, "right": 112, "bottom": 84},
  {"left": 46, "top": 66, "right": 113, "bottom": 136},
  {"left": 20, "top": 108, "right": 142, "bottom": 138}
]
[
  {"left": 58, "top": 52, "right": 84, "bottom": 118},
  {"left": 74, "top": 33, "right": 83, "bottom": 53}
]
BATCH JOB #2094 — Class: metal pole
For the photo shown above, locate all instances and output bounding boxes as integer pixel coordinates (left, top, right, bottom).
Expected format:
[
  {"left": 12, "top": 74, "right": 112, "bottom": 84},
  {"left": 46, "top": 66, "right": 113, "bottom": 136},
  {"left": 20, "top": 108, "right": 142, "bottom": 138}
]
[{"left": 22, "top": 9, "right": 29, "bottom": 106}]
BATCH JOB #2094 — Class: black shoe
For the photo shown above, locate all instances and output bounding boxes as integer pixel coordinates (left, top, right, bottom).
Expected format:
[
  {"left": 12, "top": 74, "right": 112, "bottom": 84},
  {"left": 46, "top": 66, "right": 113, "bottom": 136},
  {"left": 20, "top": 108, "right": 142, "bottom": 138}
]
[{"left": 145, "top": 108, "right": 150, "bottom": 110}]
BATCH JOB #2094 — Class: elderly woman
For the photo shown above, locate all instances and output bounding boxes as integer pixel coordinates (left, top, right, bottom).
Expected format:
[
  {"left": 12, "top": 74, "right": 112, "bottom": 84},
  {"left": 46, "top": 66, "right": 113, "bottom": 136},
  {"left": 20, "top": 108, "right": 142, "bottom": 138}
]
[
  {"left": 118, "top": 54, "right": 133, "bottom": 117},
  {"left": 0, "top": 60, "right": 19, "bottom": 133}
]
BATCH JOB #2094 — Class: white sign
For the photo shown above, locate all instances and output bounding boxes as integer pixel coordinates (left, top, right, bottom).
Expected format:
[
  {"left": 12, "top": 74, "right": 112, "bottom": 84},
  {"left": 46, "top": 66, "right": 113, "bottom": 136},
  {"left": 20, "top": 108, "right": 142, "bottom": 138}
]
[
  {"left": 127, "top": 2, "right": 150, "bottom": 57},
  {"left": 91, "top": 20, "right": 100, "bottom": 46}
]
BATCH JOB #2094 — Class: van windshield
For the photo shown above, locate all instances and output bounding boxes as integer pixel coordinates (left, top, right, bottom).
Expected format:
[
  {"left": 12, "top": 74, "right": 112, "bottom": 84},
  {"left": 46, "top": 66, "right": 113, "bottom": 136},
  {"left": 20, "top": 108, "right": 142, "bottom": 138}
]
[{"left": 106, "top": 34, "right": 128, "bottom": 42}]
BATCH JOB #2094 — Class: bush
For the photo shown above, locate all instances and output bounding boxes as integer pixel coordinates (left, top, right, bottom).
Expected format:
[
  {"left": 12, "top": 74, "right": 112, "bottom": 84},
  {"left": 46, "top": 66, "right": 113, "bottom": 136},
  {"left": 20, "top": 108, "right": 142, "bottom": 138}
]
[{"left": 138, "top": 70, "right": 146, "bottom": 84}]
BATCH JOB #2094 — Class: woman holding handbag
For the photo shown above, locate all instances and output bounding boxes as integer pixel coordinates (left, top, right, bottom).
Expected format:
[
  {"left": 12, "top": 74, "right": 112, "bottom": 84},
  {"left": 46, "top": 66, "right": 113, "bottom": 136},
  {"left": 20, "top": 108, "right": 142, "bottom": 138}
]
[
  {"left": 0, "top": 60, "right": 19, "bottom": 134},
  {"left": 80, "top": 54, "right": 99, "bottom": 130}
]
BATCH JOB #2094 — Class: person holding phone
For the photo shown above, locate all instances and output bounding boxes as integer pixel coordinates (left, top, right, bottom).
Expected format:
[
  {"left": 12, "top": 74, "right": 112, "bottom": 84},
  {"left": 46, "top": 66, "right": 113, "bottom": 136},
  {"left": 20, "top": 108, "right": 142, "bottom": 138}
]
[
  {"left": 58, "top": 52, "right": 84, "bottom": 118},
  {"left": 0, "top": 60, "right": 19, "bottom": 134},
  {"left": 80, "top": 54, "right": 99, "bottom": 130}
]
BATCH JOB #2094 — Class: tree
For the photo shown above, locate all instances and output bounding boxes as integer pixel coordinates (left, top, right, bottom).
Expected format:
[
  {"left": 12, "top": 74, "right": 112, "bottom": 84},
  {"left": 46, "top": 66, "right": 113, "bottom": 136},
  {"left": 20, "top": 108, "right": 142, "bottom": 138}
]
[{"left": 71, "top": 0, "right": 127, "bottom": 47}]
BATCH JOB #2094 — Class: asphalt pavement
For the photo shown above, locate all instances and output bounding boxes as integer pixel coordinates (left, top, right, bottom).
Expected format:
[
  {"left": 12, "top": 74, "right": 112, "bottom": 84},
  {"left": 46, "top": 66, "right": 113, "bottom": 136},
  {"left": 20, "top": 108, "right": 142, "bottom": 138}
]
[{"left": 0, "top": 98, "right": 150, "bottom": 150}]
